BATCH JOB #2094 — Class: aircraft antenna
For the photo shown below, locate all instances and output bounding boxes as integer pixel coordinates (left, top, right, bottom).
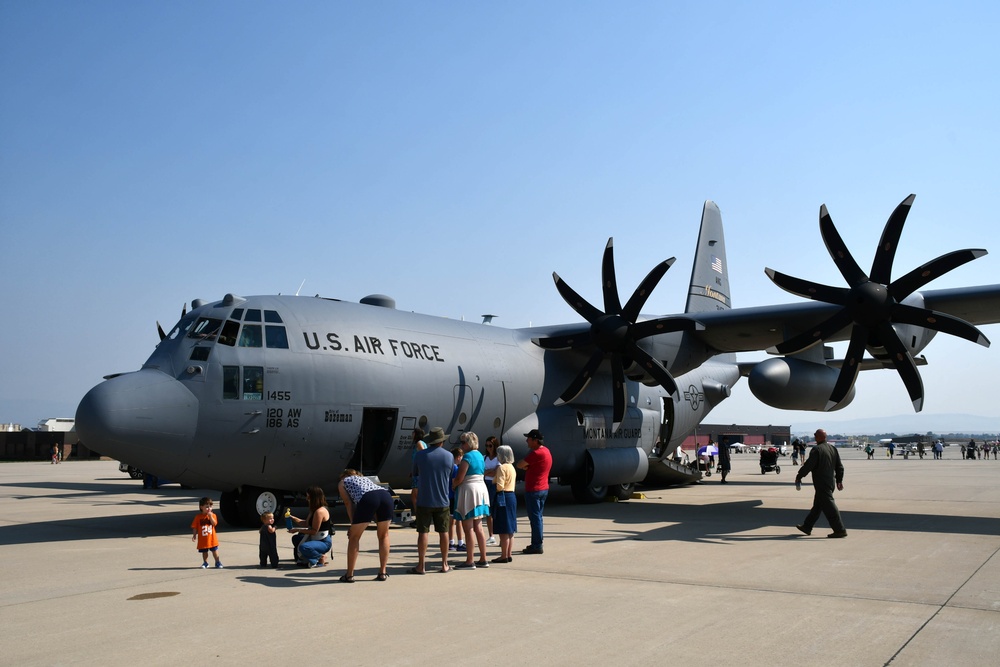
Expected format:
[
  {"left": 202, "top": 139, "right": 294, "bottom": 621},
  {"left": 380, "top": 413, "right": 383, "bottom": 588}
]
[{"left": 295, "top": 279, "right": 306, "bottom": 296}]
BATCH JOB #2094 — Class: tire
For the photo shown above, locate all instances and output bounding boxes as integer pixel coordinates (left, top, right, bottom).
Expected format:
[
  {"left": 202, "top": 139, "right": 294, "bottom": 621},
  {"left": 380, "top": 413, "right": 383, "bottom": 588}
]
[
  {"left": 571, "top": 480, "right": 607, "bottom": 504},
  {"left": 239, "top": 487, "right": 283, "bottom": 527},
  {"left": 761, "top": 467, "right": 766, "bottom": 475},
  {"left": 775, "top": 466, "right": 781, "bottom": 474},
  {"left": 127, "top": 466, "right": 143, "bottom": 480},
  {"left": 219, "top": 490, "right": 241, "bottom": 527},
  {"left": 609, "top": 482, "right": 635, "bottom": 502}
]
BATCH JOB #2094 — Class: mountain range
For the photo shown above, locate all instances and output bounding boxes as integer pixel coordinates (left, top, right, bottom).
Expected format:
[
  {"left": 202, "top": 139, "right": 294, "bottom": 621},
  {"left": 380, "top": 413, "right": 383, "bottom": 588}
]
[{"left": 790, "top": 413, "right": 998, "bottom": 437}]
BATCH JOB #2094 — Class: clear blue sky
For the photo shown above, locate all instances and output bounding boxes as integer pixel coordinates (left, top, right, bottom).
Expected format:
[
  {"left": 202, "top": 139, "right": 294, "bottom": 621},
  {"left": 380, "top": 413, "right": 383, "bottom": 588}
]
[{"left": 2, "top": 2, "right": 998, "bottom": 430}]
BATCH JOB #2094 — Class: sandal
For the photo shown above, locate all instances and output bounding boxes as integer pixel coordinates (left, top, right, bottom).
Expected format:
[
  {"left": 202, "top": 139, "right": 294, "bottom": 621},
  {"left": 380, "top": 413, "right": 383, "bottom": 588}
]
[
  {"left": 408, "top": 566, "right": 425, "bottom": 575},
  {"left": 339, "top": 574, "right": 355, "bottom": 583},
  {"left": 375, "top": 572, "right": 389, "bottom": 581}
]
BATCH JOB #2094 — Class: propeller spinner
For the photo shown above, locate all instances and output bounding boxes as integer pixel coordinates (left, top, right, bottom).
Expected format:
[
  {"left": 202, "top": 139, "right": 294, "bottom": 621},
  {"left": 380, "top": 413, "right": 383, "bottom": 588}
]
[
  {"left": 534, "top": 238, "right": 703, "bottom": 429},
  {"left": 765, "top": 194, "right": 989, "bottom": 412}
]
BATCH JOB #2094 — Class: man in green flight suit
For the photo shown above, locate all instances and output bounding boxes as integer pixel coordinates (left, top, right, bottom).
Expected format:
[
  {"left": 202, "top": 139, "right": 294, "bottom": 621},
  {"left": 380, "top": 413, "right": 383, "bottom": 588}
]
[{"left": 794, "top": 428, "right": 847, "bottom": 538}]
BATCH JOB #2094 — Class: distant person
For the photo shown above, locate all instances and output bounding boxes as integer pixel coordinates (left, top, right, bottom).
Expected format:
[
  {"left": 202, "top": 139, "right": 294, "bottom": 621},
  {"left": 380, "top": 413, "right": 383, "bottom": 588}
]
[
  {"left": 491, "top": 444, "right": 518, "bottom": 563},
  {"left": 967, "top": 438, "right": 977, "bottom": 460},
  {"left": 259, "top": 511, "right": 279, "bottom": 568},
  {"left": 864, "top": 443, "right": 874, "bottom": 460},
  {"left": 51, "top": 444, "right": 59, "bottom": 464},
  {"left": 933, "top": 440, "right": 944, "bottom": 460},
  {"left": 794, "top": 429, "right": 847, "bottom": 539},
  {"left": 483, "top": 436, "right": 500, "bottom": 546},
  {"left": 410, "top": 427, "right": 454, "bottom": 574},
  {"left": 410, "top": 427, "right": 426, "bottom": 511},
  {"left": 717, "top": 436, "right": 731, "bottom": 484},
  {"left": 338, "top": 469, "right": 394, "bottom": 582},
  {"left": 887, "top": 442, "right": 895, "bottom": 459},
  {"left": 452, "top": 432, "right": 491, "bottom": 569},
  {"left": 448, "top": 447, "right": 465, "bottom": 552},
  {"left": 287, "top": 486, "right": 332, "bottom": 568},
  {"left": 191, "top": 497, "right": 223, "bottom": 568},
  {"left": 791, "top": 439, "right": 800, "bottom": 466},
  {"left": 517, "top": 429, "right": 552, "bottom": 555}
]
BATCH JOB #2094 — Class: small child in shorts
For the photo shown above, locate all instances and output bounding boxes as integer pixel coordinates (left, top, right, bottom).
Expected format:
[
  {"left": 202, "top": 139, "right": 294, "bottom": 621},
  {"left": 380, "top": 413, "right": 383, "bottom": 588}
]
[
  {"left": 259, "top": 511, "right": 279, "bottom": 568},
  {"left": 191, "top": 497, "right": 223, "bottom": 569}
]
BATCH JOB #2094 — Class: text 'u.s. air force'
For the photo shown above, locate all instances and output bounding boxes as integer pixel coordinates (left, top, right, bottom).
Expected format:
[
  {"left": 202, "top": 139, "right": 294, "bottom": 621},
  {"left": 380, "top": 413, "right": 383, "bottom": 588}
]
[{"left": 302, "top": 332, "right": 444, "bottom": 362}]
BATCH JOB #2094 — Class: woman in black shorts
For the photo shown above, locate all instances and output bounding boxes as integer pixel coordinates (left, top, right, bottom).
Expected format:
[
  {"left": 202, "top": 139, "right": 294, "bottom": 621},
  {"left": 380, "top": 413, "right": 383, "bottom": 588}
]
[{"left": 337, "top": 468, "right": 395, "bottom": 582}]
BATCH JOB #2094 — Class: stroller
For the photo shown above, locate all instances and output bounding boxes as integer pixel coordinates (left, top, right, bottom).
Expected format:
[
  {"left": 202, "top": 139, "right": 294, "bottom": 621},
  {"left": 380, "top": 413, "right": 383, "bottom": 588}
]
[{"left": 759, "top": 447, "right": 781, "bottom": 475}]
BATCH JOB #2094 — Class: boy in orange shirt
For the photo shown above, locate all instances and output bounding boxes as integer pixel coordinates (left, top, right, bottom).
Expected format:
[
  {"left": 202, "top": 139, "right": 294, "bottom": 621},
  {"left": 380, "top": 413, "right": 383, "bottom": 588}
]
[{"left": 191, "top": 497, "right": 223, "bottom": 569}]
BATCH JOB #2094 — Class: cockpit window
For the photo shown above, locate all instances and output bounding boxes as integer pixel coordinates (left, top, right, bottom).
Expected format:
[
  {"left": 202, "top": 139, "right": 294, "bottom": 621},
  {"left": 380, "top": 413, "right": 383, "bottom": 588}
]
[
  {"left": 218, "top": 320, "right": 240, "bottom": 347},
  {"left": 189, "top": 317, "right": 223, "bottom": 340},
  {"left": 231, "top": 308, "right": 244, "bottom": 321},
  {"left": 244, "top": 309, "right": 262, "bottom": 322},
  {"left": 264, "top": 310, "right": 283, "bottom": 323},
  {"left": 238, "top": 324, "right": 263, "bottom": 348},
  {"left": 265, "top": 325, "right": 289, "bottom": 349}
]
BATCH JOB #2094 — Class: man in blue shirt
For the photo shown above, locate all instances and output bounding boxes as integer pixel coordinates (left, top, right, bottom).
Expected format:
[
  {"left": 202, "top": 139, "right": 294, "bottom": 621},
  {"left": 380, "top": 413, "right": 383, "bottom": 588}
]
[{"left": 411, "top": 427, "right": 455, "bottom": 573}]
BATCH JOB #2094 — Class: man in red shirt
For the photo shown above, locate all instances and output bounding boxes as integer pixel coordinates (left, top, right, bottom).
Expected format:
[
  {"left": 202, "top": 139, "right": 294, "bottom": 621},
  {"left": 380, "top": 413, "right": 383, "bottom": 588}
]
[{"left": 516, "top": 429, "right": 552, "bottom": 554}]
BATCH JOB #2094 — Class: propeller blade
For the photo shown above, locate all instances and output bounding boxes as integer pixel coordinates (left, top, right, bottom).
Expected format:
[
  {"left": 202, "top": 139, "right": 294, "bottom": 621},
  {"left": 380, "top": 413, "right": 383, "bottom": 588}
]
[
  {"left": 628, "top": 344, "right": 679, "bottom": 397},
  {"left": 891, "top": 304, "right": 990, "bottom": 346},
  {"left": 157, "top": 322, "right": 167, "bottom": 341},
  {"left": 601, "top": 239, "right": 623, "bottom": 315},
  {"left": 555, "top": 351, "right": 605, "bottom": 405},
  {"left": 630, "top": 315, "right": 704, "bottom": 340},
  {"left": 768, "top": 308, "right": 855, "bottom": 355},
  {"left": 553, "top": 272, "right": 603, "bottom": 323},
  {"left": 610, "top": 356, "right": 627, "bottom": 429},
  {"left": 819, "top": 204, "right": 869, "bottom": 287},
  {"left": 827, "top": 325, "right": 868, "bottom": 410},
  {"left": 621, "top": 258, "right": 675, "bottom": 322},
  {"left": 869, "top": 194, "right": 914, "bottom": 284},
  {"left": 764, "top": 268, "right": 848, "bottom": 305},
  {"left": 181, "top": 303, "right": 187, "bottom": 318},
  {"left": 876, "top": 321, "right": 924, "bottom": 411},
  {"left": 889, "top": 248, "right": 987, "bottom": 300}
]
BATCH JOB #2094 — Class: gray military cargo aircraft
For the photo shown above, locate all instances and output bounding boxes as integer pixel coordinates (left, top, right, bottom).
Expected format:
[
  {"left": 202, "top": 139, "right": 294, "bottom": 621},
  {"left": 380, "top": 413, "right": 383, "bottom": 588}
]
[{"left": 76, "top": 196, "right": 1000, "bottom": 525}]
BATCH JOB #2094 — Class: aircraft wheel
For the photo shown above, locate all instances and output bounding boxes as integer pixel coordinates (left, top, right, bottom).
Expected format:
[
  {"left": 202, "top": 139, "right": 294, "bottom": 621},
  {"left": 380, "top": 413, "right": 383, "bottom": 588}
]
[
  {"left": 609, "top": 482, "right": 635, "bottom": 501},
  {"left": 127, "top": 466, "right": 143, "bottom": 479},
  {"left": 571, "top": 480, "right": 607, "bottom": 504},
  {"left": 240, "top": 487, "right": 283, "bottom": 526},
  {"left": 219, "top": 490, "right": 241, "bottom": 527}
]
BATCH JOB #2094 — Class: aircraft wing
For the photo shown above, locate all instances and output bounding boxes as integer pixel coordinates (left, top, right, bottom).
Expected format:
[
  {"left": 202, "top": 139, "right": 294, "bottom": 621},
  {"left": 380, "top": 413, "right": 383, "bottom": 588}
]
[{"left": 691, "top": 284, "right": 1000, "bottom": 354}]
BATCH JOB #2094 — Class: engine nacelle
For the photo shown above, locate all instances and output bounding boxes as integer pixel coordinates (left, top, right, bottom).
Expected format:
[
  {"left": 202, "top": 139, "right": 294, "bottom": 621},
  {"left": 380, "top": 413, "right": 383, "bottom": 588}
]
[
  {"left": 584, "top": 446, "right": 649, "bottom": 487},
  {"left": 748, "top": 357, "right": 855, "bottom": 411}
]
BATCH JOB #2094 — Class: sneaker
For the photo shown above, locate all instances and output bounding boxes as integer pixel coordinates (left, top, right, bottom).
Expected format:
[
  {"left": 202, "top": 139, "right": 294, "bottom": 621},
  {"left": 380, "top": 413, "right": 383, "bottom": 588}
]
[
  {"left": 796, "top": 525, "right": 811, "bottom": 536},
  {"left": 215, "top": 562, "right": 224, "bottom": 569},
  {"left": 200, "top": 562, "right": 209, "bottom": 569},
  {"left": 486, "top": 536, "right": 498, "bottom": 546},
  {"left": 522, "top": 545, "right": 543, "bottom": 555},
  {"left": 448, "top": 543, "right": 458, "bottom": 551},
  {"left": 827, "top": 531, "right": 848, "bottom": 539},
  {"left": 457, "top": 542, "right": 466, "bottom": 550},
  {"left": 454, "top": 561, "right": 476, "bottom": 570}
]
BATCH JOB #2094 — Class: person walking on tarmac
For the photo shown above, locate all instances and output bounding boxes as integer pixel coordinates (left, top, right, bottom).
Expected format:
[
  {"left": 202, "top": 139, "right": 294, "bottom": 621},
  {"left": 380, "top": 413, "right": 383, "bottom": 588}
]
[{"left": 794, "top": 429, "right": 847, "bottom": 539}]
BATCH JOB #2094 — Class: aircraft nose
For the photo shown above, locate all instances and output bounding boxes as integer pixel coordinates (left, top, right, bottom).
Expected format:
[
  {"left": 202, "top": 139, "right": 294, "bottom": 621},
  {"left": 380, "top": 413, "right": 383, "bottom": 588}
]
[{"left": 76, "top": 369, "right": 198, "bottom": 478}]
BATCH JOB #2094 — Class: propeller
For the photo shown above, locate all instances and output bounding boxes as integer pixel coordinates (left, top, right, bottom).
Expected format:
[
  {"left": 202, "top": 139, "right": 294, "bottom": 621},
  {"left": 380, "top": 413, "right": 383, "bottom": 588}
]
[
  {"left": 533, "top": 238, "right": 703, "bottom": 429},
  {"left": 765, "top": 194, "right": 989, "bottom": 412},
  {"left": 157, "top": 303, "right": 188, "bottom": 341}
]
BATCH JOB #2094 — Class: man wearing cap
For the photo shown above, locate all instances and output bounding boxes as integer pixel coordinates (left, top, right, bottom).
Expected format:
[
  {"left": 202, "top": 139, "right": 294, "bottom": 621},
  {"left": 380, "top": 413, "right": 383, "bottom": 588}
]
[
  {"left": 411, "top": 427, "right": 455, "bottom": 573},
  {"left": 516, "top": 429, "right": 552, "bottom": 555},
  {"left": 794, "top": 428, "right": 847, "bottom": 538}
]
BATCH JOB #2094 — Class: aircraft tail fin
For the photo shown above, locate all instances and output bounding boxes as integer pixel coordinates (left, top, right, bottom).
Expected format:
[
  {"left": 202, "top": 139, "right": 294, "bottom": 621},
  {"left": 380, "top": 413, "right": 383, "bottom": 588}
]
[{"left": 685, "top": 200, "right": 732, "bottom": 315}]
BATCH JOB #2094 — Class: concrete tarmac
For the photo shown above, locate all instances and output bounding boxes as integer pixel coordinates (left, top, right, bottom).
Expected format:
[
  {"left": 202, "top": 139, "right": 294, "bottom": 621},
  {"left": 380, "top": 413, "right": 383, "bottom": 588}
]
[{"left": 2, "top": 449, "right": 1000, "bottom": 666}]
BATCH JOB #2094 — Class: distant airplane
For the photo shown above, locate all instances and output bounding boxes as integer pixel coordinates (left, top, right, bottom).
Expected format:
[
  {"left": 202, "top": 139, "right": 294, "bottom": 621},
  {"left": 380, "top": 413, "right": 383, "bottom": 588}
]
[{"left": 76, "top": 195, "right": 1000, "bottom": 525}]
